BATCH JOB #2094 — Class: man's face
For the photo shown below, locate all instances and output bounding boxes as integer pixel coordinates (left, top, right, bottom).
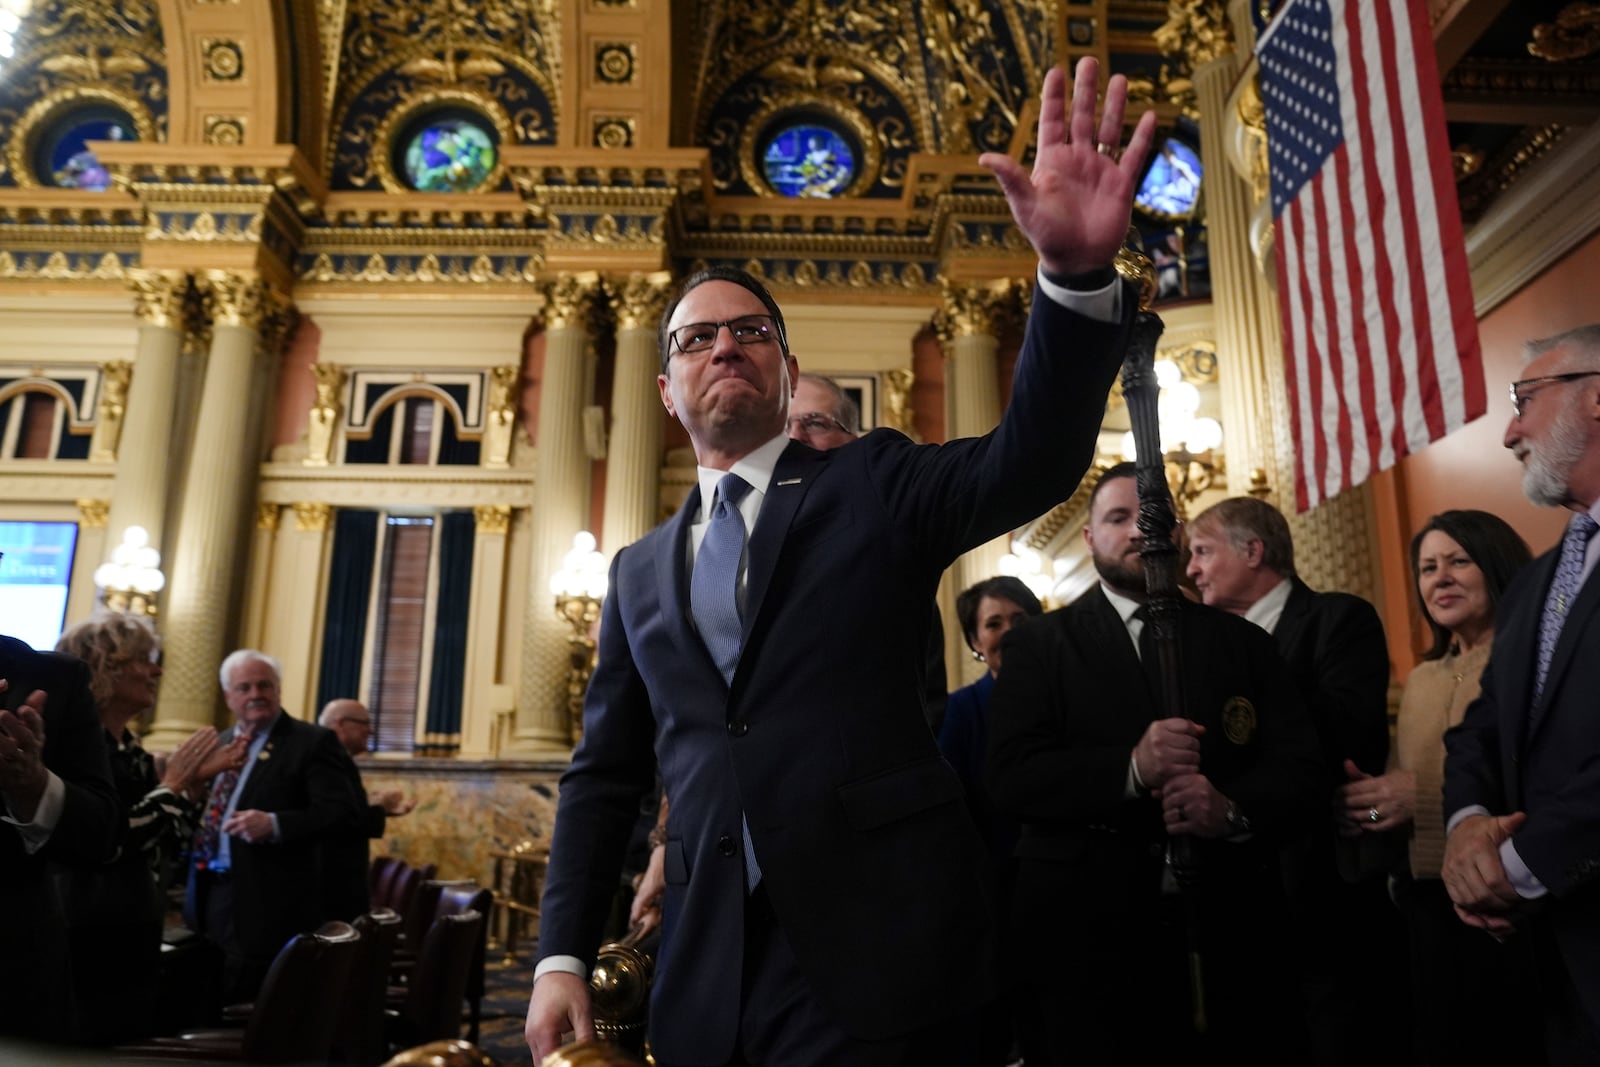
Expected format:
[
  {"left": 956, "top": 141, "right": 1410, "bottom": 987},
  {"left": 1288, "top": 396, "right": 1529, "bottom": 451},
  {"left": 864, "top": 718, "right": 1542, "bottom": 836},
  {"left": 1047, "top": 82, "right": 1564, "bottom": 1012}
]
[
  {"left": 787, "top": 378, "right": 856, "bottom": 450},
  {"left": 223, "top": 659, "right": 281, "bottom": 730},
  {"left": 333, "top": 705, "right": 373, "bottom": 757},
  {"left": 1505, "top": 345, "right": 1595, "bottom": 508},
  {"left": 1185, "top": 523, "right": 1260, "bottom": 615},
  {"left": 1085, "top": 476, "right": 1145, "bottom": 596},
  {"left": 658, "top": 280, "right": 798, "bottom": 452}
]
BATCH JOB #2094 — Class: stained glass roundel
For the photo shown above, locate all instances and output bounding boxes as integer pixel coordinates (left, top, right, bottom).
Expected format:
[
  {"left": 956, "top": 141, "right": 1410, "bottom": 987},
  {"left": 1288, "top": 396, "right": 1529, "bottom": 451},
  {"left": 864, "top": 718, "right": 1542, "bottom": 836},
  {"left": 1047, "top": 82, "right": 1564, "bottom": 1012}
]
[
  {"left": 40, "top": 109, "right": 137, "bottom": 191},
  {"left": 401, "top": 114, "right": 497, "bottom": 193},
  {"left": 762, "top": 122, "right": 855, "bottom": 199}
]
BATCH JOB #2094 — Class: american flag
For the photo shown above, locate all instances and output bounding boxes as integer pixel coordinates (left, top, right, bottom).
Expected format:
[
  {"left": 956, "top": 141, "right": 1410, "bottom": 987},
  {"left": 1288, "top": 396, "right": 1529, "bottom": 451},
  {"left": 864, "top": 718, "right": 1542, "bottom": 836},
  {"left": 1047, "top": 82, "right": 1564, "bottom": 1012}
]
[{"left": 1257, "top": 0, "right": 1484, "bottom": 511}]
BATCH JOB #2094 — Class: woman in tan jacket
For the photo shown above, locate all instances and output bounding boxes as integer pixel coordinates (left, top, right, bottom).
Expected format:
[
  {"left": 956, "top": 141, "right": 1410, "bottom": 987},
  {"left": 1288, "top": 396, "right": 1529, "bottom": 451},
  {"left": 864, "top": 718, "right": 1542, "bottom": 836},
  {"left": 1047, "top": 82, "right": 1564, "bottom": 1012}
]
[{"left": 1338, "top": 510, "right": 1534, "bottom": 1064}]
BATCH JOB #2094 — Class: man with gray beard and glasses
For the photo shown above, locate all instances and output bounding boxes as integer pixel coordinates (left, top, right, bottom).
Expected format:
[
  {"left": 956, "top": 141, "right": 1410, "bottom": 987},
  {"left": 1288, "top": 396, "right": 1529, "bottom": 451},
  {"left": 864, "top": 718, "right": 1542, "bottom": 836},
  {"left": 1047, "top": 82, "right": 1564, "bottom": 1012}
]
[{"left": 1443, "top": 324, "right": 1600, "bottom": 1062}]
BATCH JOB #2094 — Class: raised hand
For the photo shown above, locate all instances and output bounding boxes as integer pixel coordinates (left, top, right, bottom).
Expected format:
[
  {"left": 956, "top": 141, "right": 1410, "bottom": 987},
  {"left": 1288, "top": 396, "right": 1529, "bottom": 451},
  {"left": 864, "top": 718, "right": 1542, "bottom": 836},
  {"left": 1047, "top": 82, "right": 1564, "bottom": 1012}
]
[
  {"left": 160, "top": 726, "right": 221, "bottom": 794},
  {"left": 0, "top": 686, "right": 49, "bottom": 814},
  {"left": 980, "top": 57, "right": 1157, "bottom": 278}
]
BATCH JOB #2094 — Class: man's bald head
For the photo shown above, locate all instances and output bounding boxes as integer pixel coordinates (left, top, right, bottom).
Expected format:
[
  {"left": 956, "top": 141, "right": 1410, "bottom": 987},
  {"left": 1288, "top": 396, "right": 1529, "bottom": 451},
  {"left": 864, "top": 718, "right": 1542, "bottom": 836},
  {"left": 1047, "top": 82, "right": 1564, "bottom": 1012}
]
[{"left": 320, "top": 698, "right": 373, "bottom": 757}]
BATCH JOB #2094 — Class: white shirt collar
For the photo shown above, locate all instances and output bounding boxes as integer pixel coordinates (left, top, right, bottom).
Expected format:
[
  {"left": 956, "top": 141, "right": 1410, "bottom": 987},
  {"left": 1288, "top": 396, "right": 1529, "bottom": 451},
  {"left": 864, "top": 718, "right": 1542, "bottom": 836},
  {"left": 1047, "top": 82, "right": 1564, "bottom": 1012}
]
[
  {"left": 1243, "top": 577, "right": 1294, "bottom": 635},
  {"left": 693, "top": 432, "right": 792, "bottom": 520},
  {"left": 1100, "top": 582, "right": 1144, "bottom": 625}
]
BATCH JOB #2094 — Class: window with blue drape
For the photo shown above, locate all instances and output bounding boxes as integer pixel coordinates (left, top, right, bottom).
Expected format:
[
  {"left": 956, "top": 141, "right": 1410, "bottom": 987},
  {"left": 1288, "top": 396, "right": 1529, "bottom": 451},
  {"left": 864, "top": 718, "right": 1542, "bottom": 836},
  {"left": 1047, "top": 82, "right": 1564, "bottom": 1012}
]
[
  {"left": 422, "top": 510, "right": 474, "bottom": 754},
  {"left": 316, "top": 508, "right": 379, "bottom": 716}
]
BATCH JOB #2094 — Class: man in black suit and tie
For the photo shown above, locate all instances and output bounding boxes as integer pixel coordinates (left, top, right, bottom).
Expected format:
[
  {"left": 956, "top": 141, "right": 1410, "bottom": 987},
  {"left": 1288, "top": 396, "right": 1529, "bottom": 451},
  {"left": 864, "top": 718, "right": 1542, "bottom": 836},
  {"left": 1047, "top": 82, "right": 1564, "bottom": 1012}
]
[
  {"left": 527, "top": 59, "right": 1157, "bottom": 1066},
  {"left": 1186, "top": 495, "right": 1401, "bottom": 1063},
  {"left": 986, "top": 465, "right": 1323, "bottom": 1064},
  {"left": 185, "top": 650, "right": 363, "bottom": 1004},
  {"left": 318, "top": 697, "right": 413, "bottom": 920},
  {"left": 0, "top": 635, "right": 122, "bottom": 1043},
  {"left": 1443, "top": 324, "right": 1600, "bottom": 1060}
]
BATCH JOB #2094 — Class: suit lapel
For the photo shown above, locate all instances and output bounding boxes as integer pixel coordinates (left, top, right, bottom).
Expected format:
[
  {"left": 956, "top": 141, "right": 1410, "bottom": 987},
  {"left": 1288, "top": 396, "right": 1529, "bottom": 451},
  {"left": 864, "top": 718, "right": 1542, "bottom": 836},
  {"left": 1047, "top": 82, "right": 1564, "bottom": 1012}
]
[
  {"left": 740, "top": 442, "right": 823, "bottom": 648},
  {"left": 1530, "top": 554, "right": 1600, "bottom": 740},
  {"left": 1273, "top": 579, "right": 1312, "bottom": 658},
  {"left": 655, "top": 484, "right": 712, "bottom": 674},
  {"left": 1076, "top": 587, "right": 1159, "bottom": 718}
]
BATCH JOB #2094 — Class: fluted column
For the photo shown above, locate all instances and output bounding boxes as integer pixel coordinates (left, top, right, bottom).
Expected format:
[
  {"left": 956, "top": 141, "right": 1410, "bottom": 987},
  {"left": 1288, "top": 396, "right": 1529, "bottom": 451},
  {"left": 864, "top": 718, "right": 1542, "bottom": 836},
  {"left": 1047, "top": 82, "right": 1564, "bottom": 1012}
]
[
  {"left": 462, "top": 504, "right": 512, "bottom": 758},
  {"left": 512, "top": 273, "right": 600, "bottom": 756},
  {"left": 147, "top": 273, "right": 293, "bottom": 748},
  {"left": 602, "top": 271, "right": 672, "bottom": 552},
  {"left": 105, "top": 269, "right": 189, "bottom": 552},
  {"left": 935, "top": 280, "right": 1016, "bottom": 663}
]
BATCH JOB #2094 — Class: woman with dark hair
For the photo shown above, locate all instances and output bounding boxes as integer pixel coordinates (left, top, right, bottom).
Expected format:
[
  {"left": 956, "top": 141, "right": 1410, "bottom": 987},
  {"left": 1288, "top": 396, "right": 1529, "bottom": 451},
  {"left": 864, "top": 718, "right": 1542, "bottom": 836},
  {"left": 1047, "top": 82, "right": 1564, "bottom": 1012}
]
[
  {"left": 1336, "top": 510, "right": 1539, "bottom": 1063},
  {"left": 937, "top": 575, "right": 1044, "bottom": 1067},
  {"left": 55, "top": 614, "right": 243, "bottom": 1043}
]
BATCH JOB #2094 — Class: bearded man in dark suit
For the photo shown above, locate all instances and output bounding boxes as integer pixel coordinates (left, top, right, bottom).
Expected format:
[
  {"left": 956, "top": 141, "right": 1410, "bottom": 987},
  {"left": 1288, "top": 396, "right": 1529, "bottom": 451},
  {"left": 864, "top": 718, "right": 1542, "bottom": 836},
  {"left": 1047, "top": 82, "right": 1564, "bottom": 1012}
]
[
  {"left": 1444, "top": 324, "right": 1600, "bottom": 1061},
  {"left": 0, "top": 635, "right": 122, "bottom": 1043},
  {"left": 987, "top": 466, "right": 1323, "bottom": 1065},
  {"left": 527, "top": 59, "right": 1158, "bottom": 1067}
]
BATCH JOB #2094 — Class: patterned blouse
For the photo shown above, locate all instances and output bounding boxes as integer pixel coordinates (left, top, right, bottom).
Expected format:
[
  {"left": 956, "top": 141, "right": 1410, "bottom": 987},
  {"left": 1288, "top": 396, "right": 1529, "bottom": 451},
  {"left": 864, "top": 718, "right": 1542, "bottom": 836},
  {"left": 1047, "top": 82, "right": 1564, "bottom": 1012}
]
[{"left": 106, "top": 730, "right": 202, "bottom": 881}]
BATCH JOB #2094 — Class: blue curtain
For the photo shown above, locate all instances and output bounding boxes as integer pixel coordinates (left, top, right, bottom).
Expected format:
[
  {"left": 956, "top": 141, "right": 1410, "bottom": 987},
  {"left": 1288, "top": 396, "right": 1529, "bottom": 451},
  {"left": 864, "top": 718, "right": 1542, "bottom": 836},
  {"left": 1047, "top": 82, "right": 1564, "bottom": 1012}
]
[
  {"left": 422, "top": 511, "right": 473, "bottom": 754},
  {"left": 316, "top": 508, "right": 379, "bottom": 713}
]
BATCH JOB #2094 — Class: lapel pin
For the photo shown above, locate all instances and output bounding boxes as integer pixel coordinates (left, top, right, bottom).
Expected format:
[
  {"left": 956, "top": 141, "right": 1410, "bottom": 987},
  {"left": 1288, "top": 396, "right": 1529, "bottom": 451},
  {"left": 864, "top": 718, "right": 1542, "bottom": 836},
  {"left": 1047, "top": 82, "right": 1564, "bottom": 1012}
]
[{"left": 776, "top": 478, "right": 802, "bottom": 486}]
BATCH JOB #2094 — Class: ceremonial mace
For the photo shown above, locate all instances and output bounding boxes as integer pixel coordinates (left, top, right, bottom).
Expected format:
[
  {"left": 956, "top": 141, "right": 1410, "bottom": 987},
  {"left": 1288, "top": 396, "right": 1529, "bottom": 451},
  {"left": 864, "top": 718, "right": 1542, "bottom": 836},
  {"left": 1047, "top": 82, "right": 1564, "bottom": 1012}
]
[{"left": 1113, "top": 231, "right": 1207, "bottom": 1034}]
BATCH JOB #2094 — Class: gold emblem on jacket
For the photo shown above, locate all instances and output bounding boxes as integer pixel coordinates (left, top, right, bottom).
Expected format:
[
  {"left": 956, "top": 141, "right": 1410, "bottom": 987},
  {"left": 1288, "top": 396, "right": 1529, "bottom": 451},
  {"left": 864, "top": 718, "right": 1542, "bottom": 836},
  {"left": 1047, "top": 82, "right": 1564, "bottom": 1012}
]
[{"left": 1222, "top": 696, "right": 1256, "bottom": 745}]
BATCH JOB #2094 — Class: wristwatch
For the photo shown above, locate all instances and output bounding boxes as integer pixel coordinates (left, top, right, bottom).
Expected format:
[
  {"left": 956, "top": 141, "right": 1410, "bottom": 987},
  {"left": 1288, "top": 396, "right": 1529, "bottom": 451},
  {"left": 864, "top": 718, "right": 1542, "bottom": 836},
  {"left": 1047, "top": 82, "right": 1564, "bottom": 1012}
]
[{"left": 1223, "top": 800, "right": 1252, "bottom": 836}]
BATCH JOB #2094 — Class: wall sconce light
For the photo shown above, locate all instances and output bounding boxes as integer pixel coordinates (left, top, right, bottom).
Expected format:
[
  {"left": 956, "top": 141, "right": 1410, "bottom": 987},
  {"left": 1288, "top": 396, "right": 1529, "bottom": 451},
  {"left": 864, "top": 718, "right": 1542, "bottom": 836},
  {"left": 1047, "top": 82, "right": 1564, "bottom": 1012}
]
[
  {"left": 93, "top": 525, "right": 165, "bottom": 617},
  {"left": 549, "top": 531, "right": 608, "bottom": 741},
  {"left": 1119, "top": 358, "right": 1224, "bottom": 518}
]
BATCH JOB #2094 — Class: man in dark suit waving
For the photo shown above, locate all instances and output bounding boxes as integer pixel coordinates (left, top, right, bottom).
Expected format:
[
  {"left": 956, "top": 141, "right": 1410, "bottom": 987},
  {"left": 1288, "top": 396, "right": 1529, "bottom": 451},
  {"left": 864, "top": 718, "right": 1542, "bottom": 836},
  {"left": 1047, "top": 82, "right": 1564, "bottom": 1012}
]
[
  {"left": 527, "top": 58, "right": 1156, "bottom": 1066},
  {"left": 1443, "top": 323, "right": 1600, "bottom": 1059}
]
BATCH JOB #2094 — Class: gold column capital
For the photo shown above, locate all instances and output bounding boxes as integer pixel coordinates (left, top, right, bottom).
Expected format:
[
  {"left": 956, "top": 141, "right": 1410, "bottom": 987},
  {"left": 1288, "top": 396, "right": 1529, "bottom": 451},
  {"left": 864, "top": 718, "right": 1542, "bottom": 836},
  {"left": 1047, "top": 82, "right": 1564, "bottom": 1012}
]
[
  {"left": 1156, "top": 0, "right": 1235, "bottom": 71},
  {"left": 292, "top": 501, "right": 331, "bottom": 532},
  {"left": 128, "top": 269, "right": 191, "bottom": 329},
  {"left": 91, "top": 360, "right": 132, "bottom": 462},
  {"left": 538, "top": 271, "right": 602, "bottom": 332},
  {"left": 474, "top": 503, "right": 512, "bottom": 534},
  {"left": 880, "top": 367, "right": 919, "bottom": 442},
  {"left": 606, "top": 271, "right": 674, "bottom": 332},
  {"left": 199, "top": 271, "right": 295, "bottom": 340},
  {"left": 257, "top": 502, "right": 282, "bottom": 531},
  {"left": 77, "top": 498, "right": 110, "bottom": 528},
  {"left": 932, "top": 279, "right": 1016, "bottom": 343},
  {"left": 484, "top": 366, "right": 520, "bottom": 469}
]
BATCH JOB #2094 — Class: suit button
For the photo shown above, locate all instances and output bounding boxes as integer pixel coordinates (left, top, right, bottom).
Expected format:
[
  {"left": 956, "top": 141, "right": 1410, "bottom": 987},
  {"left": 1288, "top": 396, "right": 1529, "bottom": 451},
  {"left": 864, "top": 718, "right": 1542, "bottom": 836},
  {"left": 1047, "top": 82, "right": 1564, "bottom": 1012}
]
[
  {"left": 728, "top": 720, "right": 748, "bottom": 737},
  {"left": 717, "top": 834, "right": 736, "bottom": 856}
]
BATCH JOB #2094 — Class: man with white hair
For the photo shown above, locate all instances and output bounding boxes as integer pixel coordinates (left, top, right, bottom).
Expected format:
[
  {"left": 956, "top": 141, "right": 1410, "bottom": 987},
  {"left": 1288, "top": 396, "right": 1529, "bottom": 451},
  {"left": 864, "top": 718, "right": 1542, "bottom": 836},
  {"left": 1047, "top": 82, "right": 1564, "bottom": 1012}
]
[
  {"left": 318, "top": 697, "right": 413, "bottom": 920},
  {"left": 184, "top": 650, "right": 363, "bottom": 1004}
]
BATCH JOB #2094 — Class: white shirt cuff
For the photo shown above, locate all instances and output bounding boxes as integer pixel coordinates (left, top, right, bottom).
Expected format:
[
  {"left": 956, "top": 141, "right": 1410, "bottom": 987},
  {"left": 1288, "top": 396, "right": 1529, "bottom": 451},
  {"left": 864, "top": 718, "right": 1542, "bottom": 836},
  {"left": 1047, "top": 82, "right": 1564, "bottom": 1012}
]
[
  {"left": 1500, "top": 840, "right": 1548, "bottom": 900},
  {"left": 1035, "top": 266, "right": 1122, "bottom": 323},
  {"left": 535, "top": 955, "right": 589, "bottom": 982},
  {"left": 2, "top": 770, "right": 65, "bottom": 854},
  {"left": 1445, "top": 804, "right": 1489, "bottom": 836},
  {"left": 1125, "top": 754, "right": 1146, "bottom": 800}
]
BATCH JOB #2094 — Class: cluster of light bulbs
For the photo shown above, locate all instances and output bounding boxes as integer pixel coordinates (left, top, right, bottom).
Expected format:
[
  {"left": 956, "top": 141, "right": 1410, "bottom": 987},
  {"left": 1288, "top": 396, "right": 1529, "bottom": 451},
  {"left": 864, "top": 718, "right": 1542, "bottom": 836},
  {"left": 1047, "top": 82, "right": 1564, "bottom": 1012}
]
[
  {"left": 998, "top": 543, "right": 1068, "bottom": 605},
  {"left": 549, "top": 531, "right": 608, "bottom": 600},
  {"left": 93, "top": 525, "right": 165, "bottom": 596},
  {"left": 1119, "top": 358, "right": 1223, "bottom": 461}
]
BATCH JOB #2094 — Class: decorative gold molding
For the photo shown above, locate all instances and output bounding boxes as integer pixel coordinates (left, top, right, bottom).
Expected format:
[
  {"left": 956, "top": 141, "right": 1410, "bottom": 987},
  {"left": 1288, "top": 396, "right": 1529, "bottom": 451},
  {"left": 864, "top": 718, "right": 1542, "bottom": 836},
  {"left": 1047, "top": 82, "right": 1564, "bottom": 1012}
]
[
  {"left": 1155, "top": 0, "right": 1234, "bottom": 71},
  {"left": 1236, "top": 72, "right": 1269, "bottom": 203},
  {"left": 474, "top": 503, "right": 512, "bottom": 534},
  {"left": 538, "top": 272, "right": 601, "bottom": 332},
  {"left": 198, "top": 270, "right": 271, "bottom": 329},
  {"left": 204, "top": 116, "right": 248, "bottom": 145},
  {"left": 880, "top": 366, "right": 918, "bottom": 442},
  {"left": 76, "top": 498, "right": 110, "bottom": 528},
  {"left": 306, "top": 362, "right": 346, "bottom": 467},
  {"left": 606, "top": 271, "right": 673, "bottom": 332},
  {"left": 292, "top": 501, "right": 332, "bottom": 532},
  {"left": 0, "top": 250, "right": 128, "bottom": 282},
  {"left": 484, "top": 366, "right": 518, "bottom": 469},
  {"left": 595, "top": 42, "right": 637, "bottom": 85},
  {"left": 593, "top": 116, "right": 636, "bottom": 150},
  {"left": 128, "top": 269, "right": 189, "bottom": 328},
  {"left": 257, "top": 502, "right": 282, "bottom": 531},
  {"left": 1530, "top": 3, "right": 1600, "bottom": 62},
  {"left": 90, "top": 360, "right": 131, "bottom": 462},
  {"left": 202, "top": 38, "right": 245, "bottom": 82},
  {"left": 932, "top": 279, "right": 1016, "bottom": 342}
]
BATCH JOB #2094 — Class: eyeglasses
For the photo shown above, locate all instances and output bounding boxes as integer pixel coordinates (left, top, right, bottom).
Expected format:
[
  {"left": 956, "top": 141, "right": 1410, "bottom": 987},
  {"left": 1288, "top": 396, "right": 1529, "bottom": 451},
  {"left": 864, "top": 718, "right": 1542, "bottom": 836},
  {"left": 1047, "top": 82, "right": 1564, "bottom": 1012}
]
[
  {"left": 1508, "top": 371, "right": 1600, "bottom": 418},
  {"left": 787, "top": 412, "right": 850, "bottom": 437},
  {"left": 669, "top": 315, "right": 777, "bottom": 355}
]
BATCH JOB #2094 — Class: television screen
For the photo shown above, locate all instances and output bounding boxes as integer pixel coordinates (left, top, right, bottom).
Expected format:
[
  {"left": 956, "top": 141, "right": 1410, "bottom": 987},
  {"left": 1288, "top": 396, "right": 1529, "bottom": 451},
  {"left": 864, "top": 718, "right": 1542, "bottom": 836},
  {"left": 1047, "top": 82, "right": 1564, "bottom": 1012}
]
[
  {"left": 0, "top": 521, "right": 79, "bottom": 652},
  {"left": 1135, "top": 137, "right": 1203, "bottom": 221}
]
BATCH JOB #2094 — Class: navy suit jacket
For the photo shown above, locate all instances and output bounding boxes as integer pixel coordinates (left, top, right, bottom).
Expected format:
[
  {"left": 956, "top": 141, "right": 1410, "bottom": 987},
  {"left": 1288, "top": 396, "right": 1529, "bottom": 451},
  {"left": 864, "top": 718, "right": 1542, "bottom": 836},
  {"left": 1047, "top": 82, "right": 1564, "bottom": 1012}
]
[
  {"left": 186, "top": 712, "right": 363, "bottom": 960},
  {"left": 1444, "top": 534, "right": 1600, "bottom": 1028},
  {"left": 537, "top": 287, "right": 1132, "bottom": 1062}
]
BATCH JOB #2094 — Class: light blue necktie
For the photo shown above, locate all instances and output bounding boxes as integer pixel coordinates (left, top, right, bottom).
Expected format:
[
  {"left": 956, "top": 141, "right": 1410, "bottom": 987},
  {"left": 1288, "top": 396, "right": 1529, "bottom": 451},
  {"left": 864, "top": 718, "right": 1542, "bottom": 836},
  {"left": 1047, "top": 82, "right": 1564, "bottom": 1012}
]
[
  {"left": 690, "top": 473, "right": 763, "bottom": 890},
  {"left": 1536, "top": 512, "right": 1599, "bottom": 701}
]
